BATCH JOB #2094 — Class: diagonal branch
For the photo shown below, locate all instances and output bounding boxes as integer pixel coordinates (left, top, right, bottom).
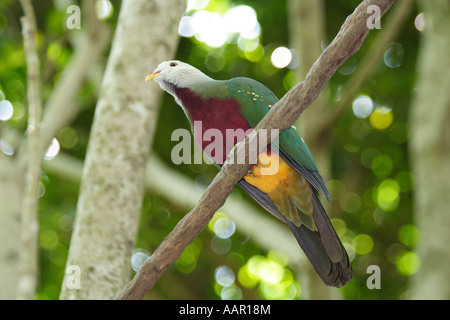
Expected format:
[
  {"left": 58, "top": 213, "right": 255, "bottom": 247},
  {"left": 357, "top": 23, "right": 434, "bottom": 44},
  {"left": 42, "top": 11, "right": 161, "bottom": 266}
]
[{"left": 115, "top": 0, "right": 395, "bottom": 300}]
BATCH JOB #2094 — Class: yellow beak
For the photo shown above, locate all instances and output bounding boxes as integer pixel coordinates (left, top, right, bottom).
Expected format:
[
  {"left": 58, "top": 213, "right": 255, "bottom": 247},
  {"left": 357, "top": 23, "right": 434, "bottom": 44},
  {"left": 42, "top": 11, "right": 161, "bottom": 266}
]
[{"left": 145, "top": 72, "right": 160, "bottom": 82}]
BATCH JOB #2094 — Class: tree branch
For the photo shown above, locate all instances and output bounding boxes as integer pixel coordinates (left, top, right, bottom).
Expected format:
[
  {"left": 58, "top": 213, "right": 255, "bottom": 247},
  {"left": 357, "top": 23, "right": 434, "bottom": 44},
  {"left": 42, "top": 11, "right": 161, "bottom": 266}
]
[
  {"left": 38, "top": 0, "right": 111, "bottom": 157},
  {"left": 323, "top": 0, "right": 413, "bottom": 130},
  {"left": 18, "top": 0, "right": 42, "bottom": 299},
  {"left": 115, "top": 0, "right": 395, "bottom": 300}
]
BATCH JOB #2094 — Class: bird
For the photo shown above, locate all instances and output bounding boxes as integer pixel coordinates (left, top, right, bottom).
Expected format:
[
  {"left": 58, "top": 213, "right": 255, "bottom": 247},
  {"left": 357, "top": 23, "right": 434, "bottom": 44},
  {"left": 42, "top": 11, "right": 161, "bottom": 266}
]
[{"left": 146, "top": 60, "right": 352, "bottom": 287}]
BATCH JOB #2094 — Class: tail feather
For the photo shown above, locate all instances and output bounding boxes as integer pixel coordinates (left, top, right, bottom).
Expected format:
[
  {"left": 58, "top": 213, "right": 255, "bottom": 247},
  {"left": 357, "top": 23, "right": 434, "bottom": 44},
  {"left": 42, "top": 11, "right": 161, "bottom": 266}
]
[
  {"left": 238, "top": 180, "right": 352, "bottom": 288},
  {"left": 287, "top": 192, "right": 352, "bottom": 287},
  {"left": 293, "top": 197, "right": 316, "bottom": 231},
  {"left": 311, "top": 193, "right": 345, "bottom": 263},
  {"left": 287, "top": 220, "right": 352, "bottom": 287}
]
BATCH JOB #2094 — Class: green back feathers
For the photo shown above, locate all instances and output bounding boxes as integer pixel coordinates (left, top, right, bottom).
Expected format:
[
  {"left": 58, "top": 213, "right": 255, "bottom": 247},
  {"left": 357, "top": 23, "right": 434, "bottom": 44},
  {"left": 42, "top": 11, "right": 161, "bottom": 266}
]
[
  {"left": 226, "top": 77, "right": 318, "bottom": 172},
  {"left": 226, "top": 77, "right": 277, "bottom": 127}
]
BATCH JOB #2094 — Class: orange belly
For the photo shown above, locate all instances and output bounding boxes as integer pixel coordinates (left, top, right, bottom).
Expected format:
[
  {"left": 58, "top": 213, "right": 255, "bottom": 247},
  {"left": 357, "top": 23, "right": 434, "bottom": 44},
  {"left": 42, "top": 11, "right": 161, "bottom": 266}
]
[{"left": 244, "top": 152, "right": 314, "bottom": 227}]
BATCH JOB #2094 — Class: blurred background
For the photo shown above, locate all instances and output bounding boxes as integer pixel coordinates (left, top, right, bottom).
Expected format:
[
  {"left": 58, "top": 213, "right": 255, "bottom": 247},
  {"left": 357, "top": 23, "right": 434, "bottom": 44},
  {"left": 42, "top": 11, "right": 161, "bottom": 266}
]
[{"left": 0, "top": 0, "right": 448, "bottom": 300}]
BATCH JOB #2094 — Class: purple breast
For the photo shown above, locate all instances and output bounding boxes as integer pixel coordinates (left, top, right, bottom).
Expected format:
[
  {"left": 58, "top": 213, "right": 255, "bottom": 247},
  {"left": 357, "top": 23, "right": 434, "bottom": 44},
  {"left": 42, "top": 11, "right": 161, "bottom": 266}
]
[{"left": 175, "top": 87, "right": 252, "bottom": 164}]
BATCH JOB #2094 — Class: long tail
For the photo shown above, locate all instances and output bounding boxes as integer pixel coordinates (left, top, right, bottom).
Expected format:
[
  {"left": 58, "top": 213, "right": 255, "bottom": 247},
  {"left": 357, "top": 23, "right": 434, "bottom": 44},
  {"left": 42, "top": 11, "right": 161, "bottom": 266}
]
[
  {"left": 238, "top": 180, "right": 352, "bottom": 287},
  {"left": 287, "top": 193, "right": 352, "bottom": 287}
]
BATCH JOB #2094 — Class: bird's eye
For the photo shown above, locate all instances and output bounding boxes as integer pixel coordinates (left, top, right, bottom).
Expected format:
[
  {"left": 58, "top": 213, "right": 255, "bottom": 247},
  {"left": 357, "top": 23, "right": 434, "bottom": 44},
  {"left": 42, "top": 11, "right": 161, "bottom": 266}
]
[{"left": 169, "top": 62, "right": 178, "bottom": 67}]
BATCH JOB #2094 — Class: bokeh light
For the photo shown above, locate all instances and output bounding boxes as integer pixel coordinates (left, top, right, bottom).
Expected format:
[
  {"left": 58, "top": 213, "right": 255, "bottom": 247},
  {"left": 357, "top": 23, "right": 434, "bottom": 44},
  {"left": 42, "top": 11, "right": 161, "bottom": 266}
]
[
  {"left": 131, "top": 248, "right": 150, "bottom": 272},
  {"left": 208, "top": 211, "right": 236, "bottom": 239},
  {"left": 58, "top": 215, "right": 74, "bottom": 232},
  {"left": 205, "top": 52, "right": 226, "bottom": 72},
  {"left": 243, "top": 43, "right": 265, "bottom": 62},
  {"left": 414, "top": 13, "right": 425, "bottom": 32},
  {"left": 214, "top": 264, "right": 244, "bottom": 300},
  {"left": 237, "top": 252, "right": 299, "bottom": 300},
  {"left": 179, "top": 4, "right": 260, "bottom": 50},
  {"left": 237, "top": 37, "right": 259, "bottom": 53},
  {"left": 178, "top": 16, "right": 195, "bottom": 37},
  {"left": 371, "top": 154, "right": 393, "bottom": 178},
  {"left": 352, "top": 95, "right": 374, "bottom": 119},
  {"left": 192, "top": 10, "right": 228, "bottom": 48},
  {"left": 95, "top": 0, "right": 114, "bottom": 21},
  {"left": 213, "top": 217, "right": 236, "bottom": 239},
  {"left": 0, "top": 99, "right": 13, "bottom": 121},
  {"left": 220, "top": 285, "right": 242, "bottom": 300},
  {"left": 0, "top": 139, "right": 14, "bottom": 156},
  {"left": 40, "top": 230, "right": 59, "bottom": 250},
  {"left": 267, "top": 250, "right": 289, "bottom": 267},
  {"left": 340, "top": 192, "right": 362, "bottom": 214},
  {"left": 369, "top": 107, "right": 393, "bottom": 130},
  {"left": 384, "top": 43, "right": 404, "bottom": 68},
  {"left": 224, "top": 5, "right": 259, "bottom": 39},
  {"left": 376, "top": 179, "right": 400, "bottom": 211},
  {"left": 37, "top": 180, "right": 46, "bottom": 198},
  {"left": 186, "top": 0, "right": 209, "bottom": 12},
  {"left": 270, "top": 47, "right": 292, "bottom": 69},
  {"left": 58, "top": 127, "right": 79, "bottom": 149},
  {"left": 215, "top": 265, "right": 235, "bottom": 287},
  {"left": 237, "top": 263, "right": 259, "bottom": 288},
  {"left": 260, "top": 260, "right": 285, "bottom": 283},
  {"left": 338, "top": 57, "right": 357, "bottom": 75},
  {"left": 208, "top": 211, "right": 235, "bottom": 254},
  {"left": 210, "top": 236, "right": 231, "bottom": 254},
  {"left": 352, "top": 234, "right": 374, "bottom": 255},
  {"left": 47, "top": 41, "right": 62, "bottom": 65},
  {"left": 396, "top": 251, "right": 420, "bottom": 276},
  {"left": 44, "top": 138, "right": 61, "bottom": 160}
]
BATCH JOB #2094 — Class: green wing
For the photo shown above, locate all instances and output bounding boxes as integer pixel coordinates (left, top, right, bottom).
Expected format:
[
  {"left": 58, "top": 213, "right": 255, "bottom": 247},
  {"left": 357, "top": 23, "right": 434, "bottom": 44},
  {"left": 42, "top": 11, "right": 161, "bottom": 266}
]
[{"left": 226, "top": 77, "right": 330, "bottom": 201}]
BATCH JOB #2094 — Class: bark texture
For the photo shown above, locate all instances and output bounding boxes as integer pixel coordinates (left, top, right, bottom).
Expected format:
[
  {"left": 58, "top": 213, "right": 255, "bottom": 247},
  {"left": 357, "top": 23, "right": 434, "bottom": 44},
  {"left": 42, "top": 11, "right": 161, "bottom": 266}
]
[
  {"left": 408, "top": 0, "right": 450, "bottom": 300},
  {"left": 59, "top": 0, "right": 185, "bottom": 299}
]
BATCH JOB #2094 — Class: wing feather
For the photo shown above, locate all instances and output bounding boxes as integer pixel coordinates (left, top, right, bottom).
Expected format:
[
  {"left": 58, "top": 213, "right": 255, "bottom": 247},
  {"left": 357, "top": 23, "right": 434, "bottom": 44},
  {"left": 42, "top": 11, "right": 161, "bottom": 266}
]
[{"left": 226, "top": 77, "right": 330, "bottom": 200}]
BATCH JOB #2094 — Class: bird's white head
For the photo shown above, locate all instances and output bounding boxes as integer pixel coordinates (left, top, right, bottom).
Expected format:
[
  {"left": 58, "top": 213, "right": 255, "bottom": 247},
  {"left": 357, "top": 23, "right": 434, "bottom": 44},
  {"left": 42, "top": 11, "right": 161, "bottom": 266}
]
[{"left": 146, "top": 60, "right": 212, "bottom": 94}]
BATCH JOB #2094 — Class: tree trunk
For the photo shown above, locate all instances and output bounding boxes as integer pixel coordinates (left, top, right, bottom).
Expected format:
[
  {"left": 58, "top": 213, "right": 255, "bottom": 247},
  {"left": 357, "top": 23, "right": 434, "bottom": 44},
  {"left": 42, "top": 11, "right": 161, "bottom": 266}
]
[
  {"left": 0, "top": 157, "right": 24, "bottom": 299},
  {"left": 0, "top": 0, "right": 110, "bottom": 299},
  {"left": 59, "top": 0, "right": 185, "bottom": 300},
  {"left": 408, "top": 0, "right": 450, "bottom": 300}
]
